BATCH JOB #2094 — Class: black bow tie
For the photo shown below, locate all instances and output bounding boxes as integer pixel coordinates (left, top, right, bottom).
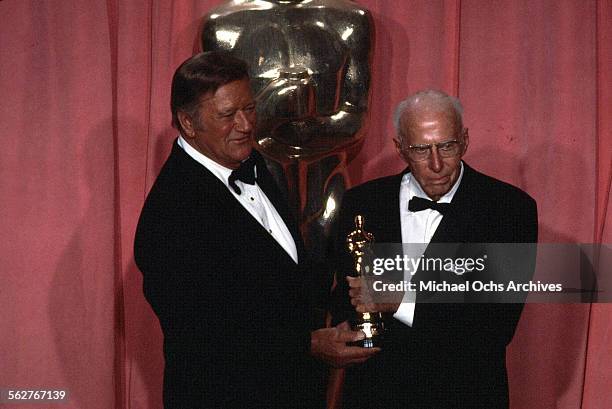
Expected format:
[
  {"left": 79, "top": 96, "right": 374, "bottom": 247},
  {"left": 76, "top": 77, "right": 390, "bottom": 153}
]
[
  {"left": 229, "top": 155, "right": 257, "bottom": 195},
  {"left": 408, "top": 196, "right": 452, "bottom": 215}
]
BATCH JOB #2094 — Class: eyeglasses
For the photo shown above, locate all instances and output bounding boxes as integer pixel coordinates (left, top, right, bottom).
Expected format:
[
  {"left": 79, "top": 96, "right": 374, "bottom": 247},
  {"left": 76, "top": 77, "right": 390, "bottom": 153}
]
[
  {"left": 401, "top": 139, "right": 464, "bottom": 161},
  {"left": 398, "top": 126, "right": 467, "bottom": 161}
]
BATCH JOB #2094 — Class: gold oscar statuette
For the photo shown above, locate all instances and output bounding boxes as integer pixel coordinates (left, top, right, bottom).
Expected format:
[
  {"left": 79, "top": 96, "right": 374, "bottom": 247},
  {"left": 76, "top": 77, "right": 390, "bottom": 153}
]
[{"left": 346, "top": 215, "right": 384, "bottom": 348}]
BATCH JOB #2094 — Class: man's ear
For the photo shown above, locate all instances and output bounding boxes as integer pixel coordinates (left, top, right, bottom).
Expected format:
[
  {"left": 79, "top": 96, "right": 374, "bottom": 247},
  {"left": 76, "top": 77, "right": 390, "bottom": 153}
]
[
  {"left": 393, "top": 138, "right": 402, "bottom": 156},
  {"left": 394, "top": 138, "right": 409, "bottom": 168},
  {"left": 178, "top": 111, "right": 195, "bottom": 138},
  {"left": 461, "top": 128, "right": 469, "bottom": 156}
]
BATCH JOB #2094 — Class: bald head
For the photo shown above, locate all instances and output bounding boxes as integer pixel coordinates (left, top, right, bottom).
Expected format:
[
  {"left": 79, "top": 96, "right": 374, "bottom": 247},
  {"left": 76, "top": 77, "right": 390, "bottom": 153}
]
[{"left": 393, "top": 90, "right": 463, "bottom": 142}]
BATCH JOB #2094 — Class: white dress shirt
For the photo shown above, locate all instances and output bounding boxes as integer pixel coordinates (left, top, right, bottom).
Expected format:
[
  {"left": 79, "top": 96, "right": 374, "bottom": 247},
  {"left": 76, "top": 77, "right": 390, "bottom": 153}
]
[
  {"left": 177, "top": 136, "right": 298, "bottom": 263},
  {"left": 392, "top": 162, "right": 464, "bottom": 326}
]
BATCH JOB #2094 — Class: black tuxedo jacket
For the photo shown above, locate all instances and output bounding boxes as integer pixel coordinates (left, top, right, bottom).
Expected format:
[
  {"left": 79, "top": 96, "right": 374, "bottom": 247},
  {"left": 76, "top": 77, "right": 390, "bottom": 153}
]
[
  {"left": 134, "top": 141, "right": 326, "bottom": 408},
  {"left": 331, "top": 163, "right": 538, "bottom": 409}
]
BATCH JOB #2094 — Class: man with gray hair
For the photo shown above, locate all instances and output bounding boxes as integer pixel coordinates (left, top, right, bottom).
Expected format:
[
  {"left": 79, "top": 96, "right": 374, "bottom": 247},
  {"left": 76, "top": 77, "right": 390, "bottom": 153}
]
[{"left": 331, "top": 89, "right": 538, "bottom": 408}]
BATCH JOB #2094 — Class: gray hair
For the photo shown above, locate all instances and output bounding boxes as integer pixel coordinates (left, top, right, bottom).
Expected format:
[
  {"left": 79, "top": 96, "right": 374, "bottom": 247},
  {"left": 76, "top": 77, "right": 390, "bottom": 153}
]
[{"left": 393, "top": 90, "right": 464, "bottom": 139}]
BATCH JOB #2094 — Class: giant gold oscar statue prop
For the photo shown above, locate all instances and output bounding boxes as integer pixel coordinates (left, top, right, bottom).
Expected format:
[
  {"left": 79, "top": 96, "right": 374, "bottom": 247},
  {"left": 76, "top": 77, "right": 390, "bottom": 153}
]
[
  {"left": 201, "top": 0, "right": 372, "bottom": 260},
  {"left": 346, "top": 215, "right": 383, "bottom": 348}
]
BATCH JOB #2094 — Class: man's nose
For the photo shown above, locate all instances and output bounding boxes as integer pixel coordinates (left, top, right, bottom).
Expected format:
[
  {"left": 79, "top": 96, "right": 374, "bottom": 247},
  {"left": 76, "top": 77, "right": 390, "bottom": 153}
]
[
  {"left": 429, "top": 147, "right": 443, "bottom": 172},
  {"left": 234, "top": 110, "right": 254, "bottom": 132}
]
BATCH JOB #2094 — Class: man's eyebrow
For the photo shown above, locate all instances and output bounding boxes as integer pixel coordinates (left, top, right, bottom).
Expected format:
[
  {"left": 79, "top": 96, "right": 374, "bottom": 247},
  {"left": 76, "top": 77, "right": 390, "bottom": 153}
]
[
  {"left": 219, "top": 101, "right": 255, "bottom": 112},
  {"left": 217, "top": 108, "right": 236, "bottom": 116}
]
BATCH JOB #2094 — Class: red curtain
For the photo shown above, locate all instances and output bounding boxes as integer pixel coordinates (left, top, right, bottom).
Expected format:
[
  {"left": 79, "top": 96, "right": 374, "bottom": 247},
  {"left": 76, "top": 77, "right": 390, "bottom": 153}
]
[{"left": 0, "top": 1, "right": 609, "bottom": 408}]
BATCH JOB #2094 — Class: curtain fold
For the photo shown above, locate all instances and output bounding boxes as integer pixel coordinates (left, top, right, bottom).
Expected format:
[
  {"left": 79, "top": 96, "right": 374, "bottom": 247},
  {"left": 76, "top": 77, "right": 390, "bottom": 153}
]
[
  {"left": 0, "top": 1, "right": 117, "bottom": 408},
  {"left": 582, "top": 1, "right": 612, "bottom": 407}
]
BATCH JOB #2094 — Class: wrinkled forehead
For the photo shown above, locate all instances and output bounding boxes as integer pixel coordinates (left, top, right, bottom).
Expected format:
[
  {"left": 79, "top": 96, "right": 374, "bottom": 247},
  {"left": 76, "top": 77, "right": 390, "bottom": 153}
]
[{"left": 400, "top": 106, "right": 460, "bottom": 140}]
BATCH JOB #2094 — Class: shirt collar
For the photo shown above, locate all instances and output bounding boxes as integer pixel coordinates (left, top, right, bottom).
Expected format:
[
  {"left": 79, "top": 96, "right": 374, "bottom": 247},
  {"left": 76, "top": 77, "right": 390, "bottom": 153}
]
[{"left": 177, "top": 135, "right": 235, "bottom": 186}]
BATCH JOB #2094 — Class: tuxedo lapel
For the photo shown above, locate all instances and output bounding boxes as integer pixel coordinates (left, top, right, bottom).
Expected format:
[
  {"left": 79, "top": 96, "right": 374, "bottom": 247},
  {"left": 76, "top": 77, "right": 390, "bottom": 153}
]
[
  {"left": 429, "top": 163, "right": 478, "bottom": 244},
  {"left": 172, "top": 142, "right": 300, "bottom": 264},
  {"left": 252, "top": 150, "right": 306, "bottom": 260},
  {"left": 379, "top": 174, "right": 403, "bottom": 244},
  {"left": 354, "top": 170, "right": 404, "bottom": 244},
  {"left": 252, "top": 150, "right": 302, "bottom": 243}
]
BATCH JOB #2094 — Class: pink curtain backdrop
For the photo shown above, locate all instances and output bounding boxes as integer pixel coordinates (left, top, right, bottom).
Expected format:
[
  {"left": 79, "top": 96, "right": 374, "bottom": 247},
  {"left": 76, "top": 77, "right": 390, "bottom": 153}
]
[{"left": 0, "top": 1, "right": 610, "bottom": 408}]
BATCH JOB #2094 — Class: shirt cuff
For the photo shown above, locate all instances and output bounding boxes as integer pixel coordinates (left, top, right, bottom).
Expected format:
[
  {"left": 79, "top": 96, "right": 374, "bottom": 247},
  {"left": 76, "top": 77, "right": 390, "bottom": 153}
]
[{"left": 393, "top": 300, "right": 415, "bottom": 327}]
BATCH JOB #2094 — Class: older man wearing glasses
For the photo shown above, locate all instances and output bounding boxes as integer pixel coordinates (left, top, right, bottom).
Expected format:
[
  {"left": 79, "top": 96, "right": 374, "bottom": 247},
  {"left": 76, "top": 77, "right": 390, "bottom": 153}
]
[{"left": 331, "top": 90, "right": 538, "bottom": 409}]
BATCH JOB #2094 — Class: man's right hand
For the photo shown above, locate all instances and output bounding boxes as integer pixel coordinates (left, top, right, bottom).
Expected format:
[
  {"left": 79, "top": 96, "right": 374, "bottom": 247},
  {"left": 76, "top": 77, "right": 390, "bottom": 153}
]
[
  {"left": 310, "top": 321, "right": 380, "bottom": 368},
  {"left": 347, "top": 276, "right": 402, "bottom": 314}
]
